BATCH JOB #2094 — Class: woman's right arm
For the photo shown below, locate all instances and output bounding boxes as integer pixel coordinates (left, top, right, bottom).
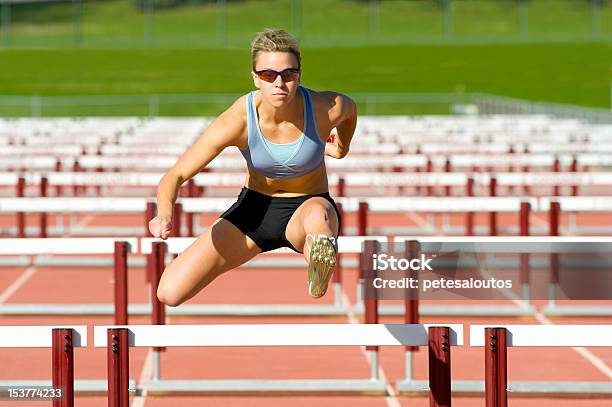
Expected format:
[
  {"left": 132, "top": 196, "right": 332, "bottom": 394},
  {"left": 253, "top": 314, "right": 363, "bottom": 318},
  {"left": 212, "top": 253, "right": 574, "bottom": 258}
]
[{"left": 149, "top": 98, "right": 246, "bottom": 238}]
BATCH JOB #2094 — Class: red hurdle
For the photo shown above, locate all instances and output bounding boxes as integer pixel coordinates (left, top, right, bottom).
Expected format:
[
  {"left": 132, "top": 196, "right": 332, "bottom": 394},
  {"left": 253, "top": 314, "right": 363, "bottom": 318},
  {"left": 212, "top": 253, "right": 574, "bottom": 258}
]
[
  {"left": 16, "top": 176, "right": 25, "bottom": 237},
  {"left": 107, "top": 328, "right": 129, "bottom": 407},
  {"left": 484, "top": 327, "right": 508, "bottom": 407},
  {"left": 363, "top": 239, "right": 453, "bottom": 406},
  {"left": 114, "top": 241, "right": 129, "bottom": 325},
  {"left": 52, "top": 328, "right": 75, "bottom": 407}
]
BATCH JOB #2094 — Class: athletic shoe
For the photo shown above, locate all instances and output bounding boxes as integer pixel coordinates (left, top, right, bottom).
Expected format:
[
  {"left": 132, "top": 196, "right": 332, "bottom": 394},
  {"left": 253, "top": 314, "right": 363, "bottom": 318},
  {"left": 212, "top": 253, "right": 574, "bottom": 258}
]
[{"left": 306, "top": 234, "right": 338, "bottom": 298}]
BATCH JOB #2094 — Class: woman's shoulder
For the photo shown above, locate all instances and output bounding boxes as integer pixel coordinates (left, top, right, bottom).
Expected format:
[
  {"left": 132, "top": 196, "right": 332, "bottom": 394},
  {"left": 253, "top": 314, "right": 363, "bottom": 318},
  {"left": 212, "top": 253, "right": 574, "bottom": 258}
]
[
  {"left": 303, "top": 88, "right": 353, "bottom": 125},
  {"left": 304, "top": 87, "right": 335, "bottom": 105},
  {"left": 206, "top": 94, "right": 250, "bottom": 146},
  {"left": 219, "top": 94, "right": 250, "bottom": 123}
]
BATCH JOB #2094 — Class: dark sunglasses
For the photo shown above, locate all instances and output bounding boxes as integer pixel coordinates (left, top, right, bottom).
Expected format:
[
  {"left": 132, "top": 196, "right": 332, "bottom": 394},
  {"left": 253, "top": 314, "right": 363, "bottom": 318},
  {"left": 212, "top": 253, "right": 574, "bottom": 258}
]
[{"left": 254, "top": 68, "right": 301, "bottom": 83}]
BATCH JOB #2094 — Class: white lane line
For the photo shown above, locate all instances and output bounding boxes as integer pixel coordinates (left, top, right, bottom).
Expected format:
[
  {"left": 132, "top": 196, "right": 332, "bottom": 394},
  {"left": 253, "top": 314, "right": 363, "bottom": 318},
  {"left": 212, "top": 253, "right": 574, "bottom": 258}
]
[
  {"left": 529, "top": 306, "right": 612, "bottom": 380},
  {"left": 130, "top": 349, "right": 153, "bottom": 407},
  {"left": 478, "top": 260, "right": 612, "bottom": 382},
  {"left": 0, "top": 266, "right": 37, "bottom": 304},
  {"left": 404, "top": 212, "right": 435, "bottom": 234},
  {"left": 341, "top": 288, "right": 402, "bottom": 407}
]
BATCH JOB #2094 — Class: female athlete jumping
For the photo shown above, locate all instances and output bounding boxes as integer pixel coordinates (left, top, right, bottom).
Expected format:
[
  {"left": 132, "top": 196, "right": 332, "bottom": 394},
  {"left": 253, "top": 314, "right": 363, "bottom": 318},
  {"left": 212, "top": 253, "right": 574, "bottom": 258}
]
[{"left": 149, "top": 28, "right": 357, "bottom": 306}]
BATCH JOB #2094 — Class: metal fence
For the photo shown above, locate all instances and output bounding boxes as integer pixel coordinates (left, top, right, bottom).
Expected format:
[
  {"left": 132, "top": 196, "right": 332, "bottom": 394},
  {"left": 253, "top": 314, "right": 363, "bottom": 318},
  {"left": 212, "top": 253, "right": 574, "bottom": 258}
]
[{"left": 0, "top": 0, "right": 610, "bottom": 48}]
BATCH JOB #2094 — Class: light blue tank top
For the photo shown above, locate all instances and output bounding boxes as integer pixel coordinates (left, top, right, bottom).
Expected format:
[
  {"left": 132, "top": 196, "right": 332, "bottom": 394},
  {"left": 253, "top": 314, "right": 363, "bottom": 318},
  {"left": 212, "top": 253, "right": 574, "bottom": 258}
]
[{"left": 240, "top": 86, "right": 324, "bottom": 179}]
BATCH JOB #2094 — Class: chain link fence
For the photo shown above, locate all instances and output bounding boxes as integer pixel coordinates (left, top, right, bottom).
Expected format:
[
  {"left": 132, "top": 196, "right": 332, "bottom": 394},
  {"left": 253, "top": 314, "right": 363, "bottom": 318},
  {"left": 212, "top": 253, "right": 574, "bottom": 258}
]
[
  {"left": 1, "top": 92, "right": 610, "bottom": 122},
  {"left": 1, "top": 0, "right": 610, "bottom": 48}
]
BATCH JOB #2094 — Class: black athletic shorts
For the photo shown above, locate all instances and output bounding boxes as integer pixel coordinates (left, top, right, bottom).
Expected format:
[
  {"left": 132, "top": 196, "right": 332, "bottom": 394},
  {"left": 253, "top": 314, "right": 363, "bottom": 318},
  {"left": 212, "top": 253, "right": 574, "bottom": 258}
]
[{"left": 220, "top": 187, "right": 341, "bottom": 253}]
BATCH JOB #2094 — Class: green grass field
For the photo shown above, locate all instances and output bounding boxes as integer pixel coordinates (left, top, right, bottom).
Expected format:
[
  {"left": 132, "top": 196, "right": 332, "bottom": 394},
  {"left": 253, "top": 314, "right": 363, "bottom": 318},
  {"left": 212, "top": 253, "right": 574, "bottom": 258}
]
[{"left": 0, "top": 0, "right": 611, "bottom": 116}]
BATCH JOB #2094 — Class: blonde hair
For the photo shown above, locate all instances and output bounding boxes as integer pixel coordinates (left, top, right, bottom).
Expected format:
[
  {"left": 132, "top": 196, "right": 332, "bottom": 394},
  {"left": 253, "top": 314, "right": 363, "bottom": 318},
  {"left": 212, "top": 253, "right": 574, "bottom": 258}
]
[{"left": 251, "top": 29, "right": 301, "bottom": 70}]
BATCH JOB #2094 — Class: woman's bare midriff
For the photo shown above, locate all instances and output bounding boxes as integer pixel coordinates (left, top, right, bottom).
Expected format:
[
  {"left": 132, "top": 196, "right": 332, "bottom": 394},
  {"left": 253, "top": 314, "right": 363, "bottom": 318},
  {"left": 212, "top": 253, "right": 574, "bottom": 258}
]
[{"left": 244, "top": 163, "right": 329, "bottom": 197}]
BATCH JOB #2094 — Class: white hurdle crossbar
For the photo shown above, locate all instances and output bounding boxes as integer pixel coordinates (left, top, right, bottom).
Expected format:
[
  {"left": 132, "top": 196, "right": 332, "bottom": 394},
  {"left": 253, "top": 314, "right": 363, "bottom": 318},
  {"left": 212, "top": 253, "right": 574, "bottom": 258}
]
[
  {"left": 470, "top": 325, "right": 612, "bottom": 401},
  {"left": 0, "top": 238, "right": 138, "bottom": 319},
  {"left": 94, "top": 324, "right": 463, "bottom": 397},
  {"left": 0, "top": 326, "right": 96, "bottom": 402}
]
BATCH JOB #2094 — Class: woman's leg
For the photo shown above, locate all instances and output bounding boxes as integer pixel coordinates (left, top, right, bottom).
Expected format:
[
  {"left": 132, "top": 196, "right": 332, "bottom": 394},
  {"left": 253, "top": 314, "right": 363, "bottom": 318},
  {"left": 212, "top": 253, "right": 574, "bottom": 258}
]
[
  {"left": 157, "top": 218, "right": 261, "bottom": 307},
  {"left": 284, "top": 197, "right": 340, "bottom": 297}
]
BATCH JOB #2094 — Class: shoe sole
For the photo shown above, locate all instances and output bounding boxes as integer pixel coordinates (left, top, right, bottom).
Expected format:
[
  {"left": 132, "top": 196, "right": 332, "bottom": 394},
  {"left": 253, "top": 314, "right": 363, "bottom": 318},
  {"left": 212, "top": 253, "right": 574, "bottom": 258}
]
[{"left": 307, "top": 235, "right": 337, "bottom": 298}]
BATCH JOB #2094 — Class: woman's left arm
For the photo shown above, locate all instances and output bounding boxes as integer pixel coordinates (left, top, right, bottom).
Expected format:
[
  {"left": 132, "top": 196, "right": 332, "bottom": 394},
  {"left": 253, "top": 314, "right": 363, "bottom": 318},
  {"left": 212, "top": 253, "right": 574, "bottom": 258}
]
[{"left": 325, "top": 93, "right": 357, "bottom": 159}]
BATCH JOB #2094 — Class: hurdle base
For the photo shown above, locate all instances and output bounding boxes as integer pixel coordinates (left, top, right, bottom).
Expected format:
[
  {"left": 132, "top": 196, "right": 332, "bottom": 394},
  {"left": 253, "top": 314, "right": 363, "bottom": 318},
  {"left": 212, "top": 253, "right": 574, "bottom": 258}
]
[
  {"left": 143, "top": 379, "right": 388, "bottom": 396},
  {"left": 0, "top": 255, "right": 358, "bottom": 269},
  {"left": 1, "top": 302, "right": 536, "bottom": 317},
  {"left": 0, "top": 380, "right": 137, "bottom": 396},
  {"left": 353, "top": 303, "right": 535, "bottom": 316},
  {"left": 0, "top": 303, "right": 346, "bottom": 316},
  {"left": 398, "top": 380, "right": 612, "bottom": 397},
  {"left": 541, "top": 305, "right": 612, "bottom": 316},
  {"left": 397, "top": 379, "right": 483, "bottom": 396},
  {"left": 506, "top": 381, "right": 612, "bottom": 397}
]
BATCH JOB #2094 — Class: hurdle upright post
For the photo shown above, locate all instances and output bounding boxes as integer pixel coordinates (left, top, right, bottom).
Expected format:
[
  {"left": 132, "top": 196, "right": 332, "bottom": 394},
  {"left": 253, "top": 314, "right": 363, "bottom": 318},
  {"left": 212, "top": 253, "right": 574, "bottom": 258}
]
[
  {"left": 465, "top": 176, "right": 474, "bottom": 236},
  {"left": 39, "top": 176, "right": 48, "bottom": 238},
  {"left": 172, "top": 202, "right": 183, "bottom": 238},
  {"left": 72, "top": 159, "right": 80, "bottom": 196},
  {"left": 358, "top": 201, "right": 368, "bottom": 237},
  {"left": 570, "top": 156, "right": 579, "bottom": 196},
  {"left": 16, "top": 176, "right": 25, "bottom": 237},
  {"left": 507, "top": 145, "right": 515, "bottom": 195},
  {"left": 114, "top": 242, "right": 129, "bottom": 325},
  {"left": 484, "top": 327, "right": 508, "bottom": 407},
  {"left": 548, "top": 201, "right": 561, "bottom": 309},
  {"left": 522, "top": 149, "right": 530, "bottom": 195},
  {"left": 443, "top": 158, "right": 451, "bottom": 197},
  {"left": 404, "top": 240, "right": 420, "bottom": 382},
  {"left": 40, "top": 175, "right": 48, "bottom": 197},
  {"left": 488, "top": 176, "right": 497, "bottom": 236},
  {"left": 428, "top": 326, "right": 451, "bottom": 407},
  {"left": 426, "top": 158, "right": 434, "bottom": 196},
  {"left": 337, "top": 176, "right": 345, "bottom": 197},
  {"left": 54, "top": 158, "right": 62, "bottom": 196},
  {"left": 362, "top": 239, "right": 379, "bottom": 381},
  {"left": 519, "top": 201, "right": 531, "bottom": 302},
  {"left": 145, "top": 202, "right": 155, "bottom": 239},
  {"left": 185, "top": 179, "right": 195, "bottom": 236},
  {"left": 52, "top": 328, "right": 74, "bottom": 407},
  {"left": 552, "top": 156, "right": 560, "bottom": 196},
  {"left": 151, "top": 241, "right": 167, "bottom": 381},
  {"left": 107, "top": 328, "right": 130, "bottom": 407}
]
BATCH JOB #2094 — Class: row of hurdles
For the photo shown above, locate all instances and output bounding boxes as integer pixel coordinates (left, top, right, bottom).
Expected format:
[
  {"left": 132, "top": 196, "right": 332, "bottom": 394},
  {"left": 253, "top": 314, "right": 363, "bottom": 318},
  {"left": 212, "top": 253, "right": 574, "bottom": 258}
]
[
  {"left": 2, "top": 142, "right": 612, "bottom": 156},
  {"left": 3, "top": 170, "right": 612, "bottom": 198},
  {"left": 2, "top": 116, "right": 607, "bottom": 145},
  {"left": 0, "top": 152, "right": 610, "bottom": 172},
  {"left": 0, "top": 195, "right": 608, "bottom": 238},
  {"left": 0, "top": 237, "right": 612, "bottom": 405},
  {"left": 4, "top": 322, "right": 612, "bottom": 406},
  {"left": 2, "top": 235, "right": 607, "bottom": 318}
]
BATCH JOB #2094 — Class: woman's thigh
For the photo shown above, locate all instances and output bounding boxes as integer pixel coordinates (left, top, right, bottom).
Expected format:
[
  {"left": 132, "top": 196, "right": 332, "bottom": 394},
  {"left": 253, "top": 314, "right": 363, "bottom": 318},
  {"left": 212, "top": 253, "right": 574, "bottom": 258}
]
[
  {"left": 157, "top": 218, "right": 261, "bottom": 306},
  {"left": 284, "top": 197, "right": 340, "bottom": 254}
]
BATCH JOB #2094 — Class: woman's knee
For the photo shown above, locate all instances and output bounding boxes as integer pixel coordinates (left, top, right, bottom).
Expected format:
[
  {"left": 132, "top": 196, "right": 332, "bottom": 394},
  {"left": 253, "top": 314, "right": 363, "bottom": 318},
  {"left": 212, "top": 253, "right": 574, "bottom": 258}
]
[
  {"left": 303, "top": 203, "right": 330, "bottom": 227},
  {"left": 156, "top": 271, "right": 185, "bottom": 307}
]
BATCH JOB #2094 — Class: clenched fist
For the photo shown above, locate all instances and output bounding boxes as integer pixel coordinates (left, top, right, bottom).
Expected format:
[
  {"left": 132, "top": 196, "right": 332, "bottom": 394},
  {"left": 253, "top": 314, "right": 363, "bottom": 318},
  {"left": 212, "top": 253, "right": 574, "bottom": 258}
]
[{"left": 148, "top": 214, "right": 173, "bottom": 240}]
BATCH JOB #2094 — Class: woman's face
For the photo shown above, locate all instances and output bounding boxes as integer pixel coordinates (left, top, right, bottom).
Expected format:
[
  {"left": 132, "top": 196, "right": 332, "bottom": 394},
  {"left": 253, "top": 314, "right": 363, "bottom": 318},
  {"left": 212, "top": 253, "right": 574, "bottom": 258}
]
[{"left": 252, "top": 51, "right": 301, "bottom": 108}]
